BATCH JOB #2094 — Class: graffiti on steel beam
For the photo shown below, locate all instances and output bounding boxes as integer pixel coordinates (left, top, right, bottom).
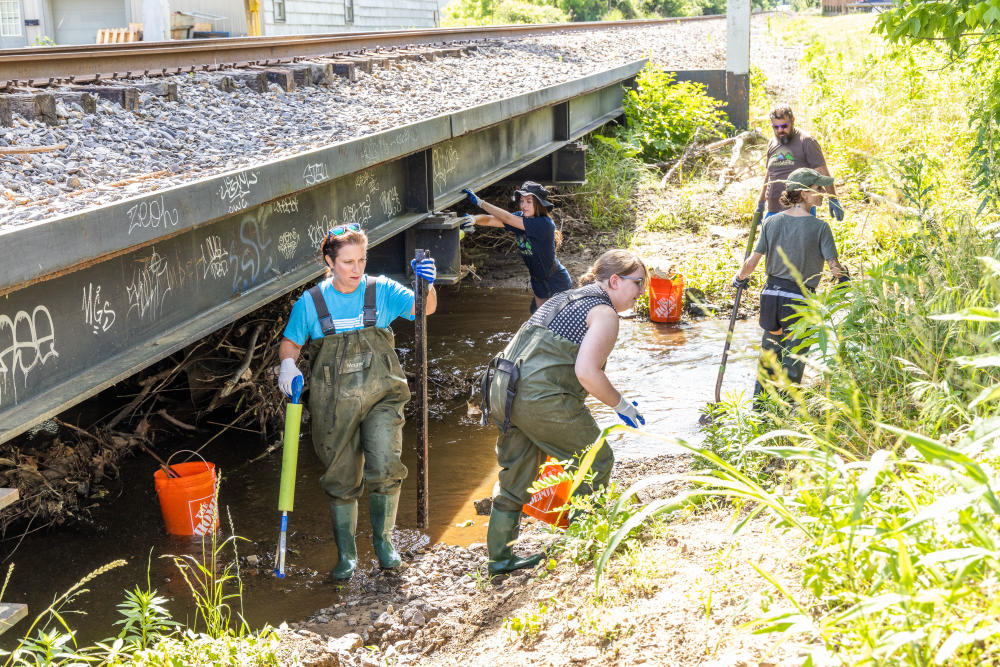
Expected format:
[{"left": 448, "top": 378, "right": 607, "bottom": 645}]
[
  {"left": 218, "top": 170, "right": 260, "bottom": 214},
  {"left": 272, "top": 196, "right": 300, "bottom": 215},
  {"left": 379, "top": 187, "right": 402, "bottom": 218},
  {"left": 278, "top": 229, "right": 299, "bottom": 260},
  {"left": 82, "top": 283, "right": 116, "bottom": 334},
  {"left": 360, "top": 128, "right": 414, "bottom": 164},
  {"left": 432, "top": 145, "right": 459, "bottom": 193},
  {"left": 127, "top": 195, "right": 180, "bottom": 235},
  {"left": 303, "top": 162, "right": 330, "bottom": 186},
  {"left": 126, "top": 250, "right": 173, "bottom": 323},
  {"left": 0, "top": 306, "right": 58, "bottom": 406},
  {"left": 199, "top": 235, "right": 231, "bottom": 280},
  {"left": 230, "top": 215, "right": 274, "bottom": 293},
  {"left": 307, "top": 217, "right": 331, "bottom": 248}
]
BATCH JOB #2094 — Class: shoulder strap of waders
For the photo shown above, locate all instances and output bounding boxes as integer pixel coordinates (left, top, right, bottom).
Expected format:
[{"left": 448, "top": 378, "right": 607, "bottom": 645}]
[
  {"left": 309, "top": 285, "right": 337, "bottom": 336},
  {"left": 539, "top": 288, "right": 592, "bottom": 328},
  {"left": 362, "top": 277, "right": 377, "bottom": 328}
]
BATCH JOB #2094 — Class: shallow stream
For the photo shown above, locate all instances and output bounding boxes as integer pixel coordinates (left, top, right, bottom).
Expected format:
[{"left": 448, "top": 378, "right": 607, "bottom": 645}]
[{"left": 1, "top": 287, "right": 757, "bottom": 645}]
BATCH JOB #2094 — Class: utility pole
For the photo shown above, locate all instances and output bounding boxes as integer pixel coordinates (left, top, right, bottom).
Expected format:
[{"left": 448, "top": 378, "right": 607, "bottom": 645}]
[
  {"left": 142, "top": 0, "right": 170, "bottom": 41},
  {"left": 726, "top": 0, "right": 751, "bottom": 130}
]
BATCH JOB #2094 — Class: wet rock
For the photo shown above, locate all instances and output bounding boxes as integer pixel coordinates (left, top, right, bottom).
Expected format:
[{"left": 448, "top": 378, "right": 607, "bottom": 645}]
[{"left": 473, "top": 497, "right": 492, "bottom": 515}]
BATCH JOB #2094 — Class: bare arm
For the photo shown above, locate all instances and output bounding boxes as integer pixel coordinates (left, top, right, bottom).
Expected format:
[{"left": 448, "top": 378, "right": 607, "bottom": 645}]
[
  {"left": 279, "top": 337, "right": 302, "bottom": 362},
  {"left": 575, "top": 305, "right": 622, "bottom": 407},
  {"left": 815, "top": 164, "right": 839, "bottom": 198},
  {"left": 410, "top": 285, "right": 437, "bottom": 316},
  {"left": 734, "top": 252, "right": 764, "bottom": 282},
  {"left": 827, "top": 257, "right": 847, "bottom": 280},
  {"left": 478, "top": 200, "right": 524, "bottom": 229},
  {"left": 471, "top": 213, "right": 505, "bottom": 228}
]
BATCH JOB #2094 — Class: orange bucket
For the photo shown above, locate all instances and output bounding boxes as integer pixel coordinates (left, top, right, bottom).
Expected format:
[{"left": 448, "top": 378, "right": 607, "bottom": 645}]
[
  {"left": 648, "top": 273, "right": 684, "bottom": 323},
  {"left": 523, "top": 459, "right": 571, "bottom": 529},
  {"left": 154, "top": 459, "right": 218, "bottom": 536}
]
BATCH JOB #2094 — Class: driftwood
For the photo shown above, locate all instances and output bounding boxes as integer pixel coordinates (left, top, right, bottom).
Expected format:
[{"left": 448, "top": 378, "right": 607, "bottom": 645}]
[
  {"left": 861, "top": 185, "right": 922, "bottom": 217},
  {"left": 659, "top": 129, "right": 702, "bottom": 188},
  {"left": 655, "top": 129, "right": 763, "bottom": 188},
  {"left": 717, "top": 129, "right": 764, "bottom": 192},
  {"left": 0, "top": 144, "right": 66, "bottom": 155}
]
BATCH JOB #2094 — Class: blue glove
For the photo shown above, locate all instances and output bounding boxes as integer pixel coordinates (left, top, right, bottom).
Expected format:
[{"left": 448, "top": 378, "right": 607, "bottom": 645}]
[
  {"left": 462, "top": 188, "right": 481, "bottom": 207},
  {"left": 755, "top": 199, "right": 765, "bottom": 215},
  {"left": 837, "top": 272, "right": 851, "bottom": 284},
  {"left": 411, "top": 257, "right": 436, "bottom": 285},
  {"left": 829, "top": 197, "right": 844, "bottom": 221},
  {"left": 614, "top": 395, "right": 645, "bottom": 428},
  {"left": 459, "top": 214, "right": 476, "bottom": 234},
  {"left": 732, "top": 275, "right": 750, "bottom": 290}
]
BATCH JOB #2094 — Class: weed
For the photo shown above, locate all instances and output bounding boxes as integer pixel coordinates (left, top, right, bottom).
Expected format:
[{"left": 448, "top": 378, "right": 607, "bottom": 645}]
[{"left": 503, "top": 602, "right": 549, "bottom": 642}]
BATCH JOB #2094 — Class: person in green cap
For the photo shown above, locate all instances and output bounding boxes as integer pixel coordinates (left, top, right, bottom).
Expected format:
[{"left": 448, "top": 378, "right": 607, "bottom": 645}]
[
  {"left": 479, "top": 249, "right": 648, "bottom": 577},
  {"left": 276, "top": 223, "right": 438, "bottom": 580},
  {"left": 733, "top": 167, "right": 849, "bottom": 405}
]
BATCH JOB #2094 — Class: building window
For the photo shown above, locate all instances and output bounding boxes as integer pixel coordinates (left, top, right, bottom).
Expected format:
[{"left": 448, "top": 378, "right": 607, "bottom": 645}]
[
  {"left": 273, "top": 0, "right": 286, "bottom": 23},
  {"left": 345, "top": 0, "right": 354, "bottom": 24},
  {"left": 0, "top": 0, "right": 22, "bottom": 37}
]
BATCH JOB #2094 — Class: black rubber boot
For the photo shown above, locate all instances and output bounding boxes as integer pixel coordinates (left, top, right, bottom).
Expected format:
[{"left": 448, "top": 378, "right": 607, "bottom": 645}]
[
  {"left": 369, "top": 491, "right": 402, "bottom": 569},
  {"left": 330, "top": 501, "right": 358, "bottom": 581},
  {"left": 487, "top": 508, "right": 543, "bottom": 577}
]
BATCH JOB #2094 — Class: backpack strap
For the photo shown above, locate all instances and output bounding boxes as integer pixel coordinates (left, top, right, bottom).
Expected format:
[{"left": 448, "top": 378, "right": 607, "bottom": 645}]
[
  {"left": 539, "top": 288, "right": 591, "bottom": 328},
  {"left": 309, "top": 285, "right": 337, "bottom": 336},
  {"left": 362, "top": 278, "right": 377, "bottom": 328}
]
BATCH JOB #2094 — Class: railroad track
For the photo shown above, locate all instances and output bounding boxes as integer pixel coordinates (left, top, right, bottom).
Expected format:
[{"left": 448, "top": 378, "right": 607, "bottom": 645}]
[{"left": 0, "top": 16, "right": 722, "bottom": 87}]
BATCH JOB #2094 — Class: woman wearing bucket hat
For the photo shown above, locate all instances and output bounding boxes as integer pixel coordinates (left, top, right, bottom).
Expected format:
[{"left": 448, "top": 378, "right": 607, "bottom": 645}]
[
  {"left": 460, "top": 181, "right": 572, "bottom": 313},
  {"left": 276, "top": 223, "right": 437, "bottom": 581},
  {"left": 479, "top": 249, "right": 648, "bottom": 577},
  {"left": 731, "top": 167, "right": 848, "bottom": 406}
]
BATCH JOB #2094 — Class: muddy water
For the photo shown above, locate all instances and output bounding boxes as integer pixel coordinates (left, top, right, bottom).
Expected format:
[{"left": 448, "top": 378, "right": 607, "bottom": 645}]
[{"left": 0, "top": 287, "right": 757, "bottom": 645}]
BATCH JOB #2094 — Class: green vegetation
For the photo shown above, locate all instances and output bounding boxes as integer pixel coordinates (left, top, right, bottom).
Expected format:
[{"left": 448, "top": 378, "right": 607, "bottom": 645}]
[
  {"left": 0, "top": 490, "right": 287, "bottom": 666},
  {"left": 441, "top": 0, "right": 779, "bottom": 26}
]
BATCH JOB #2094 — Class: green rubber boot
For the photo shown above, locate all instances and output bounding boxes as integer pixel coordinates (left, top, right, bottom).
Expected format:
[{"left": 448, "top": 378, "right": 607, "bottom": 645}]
[
  {"left": 369, "top": 491, "right": 402, "bottom": 569},
  {"left": 330, "top": 501, "right": 358, "bottom": 581},
  {"left": 487, "top": 508, "right": 544, "bottom": 577}
]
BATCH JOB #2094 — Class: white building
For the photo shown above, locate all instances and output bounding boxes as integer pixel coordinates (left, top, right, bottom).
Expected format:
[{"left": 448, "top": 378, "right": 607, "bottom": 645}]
[{"left": 1, "top": 0, "right": 444, "bottom": 48}]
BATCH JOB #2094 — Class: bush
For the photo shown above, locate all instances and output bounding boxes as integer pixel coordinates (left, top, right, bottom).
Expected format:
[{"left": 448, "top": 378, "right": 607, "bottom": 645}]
[
  {"left": 619, "top": 64, "right": 731, "bottom": 163},
  {"left": 443, "top": 0, "right": 569, "bottom": 25}
]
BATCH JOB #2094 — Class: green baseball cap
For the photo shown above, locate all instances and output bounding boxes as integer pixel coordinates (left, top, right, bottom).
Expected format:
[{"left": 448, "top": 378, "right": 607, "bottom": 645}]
[{"left": 786, "top": 168, "right": 834, "bottom": 192}]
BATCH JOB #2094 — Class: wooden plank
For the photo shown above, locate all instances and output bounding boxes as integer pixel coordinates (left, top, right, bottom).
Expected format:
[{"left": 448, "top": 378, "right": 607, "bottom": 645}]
[
  {"left": 0, "top": 603, "right": 28, "bottom": 636},
  {"left": 0, "top": 488, "right": 18, "bottom": 510}
]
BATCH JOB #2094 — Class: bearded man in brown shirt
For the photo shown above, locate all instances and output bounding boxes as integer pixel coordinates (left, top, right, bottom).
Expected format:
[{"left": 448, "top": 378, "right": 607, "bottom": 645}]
[{"left": 756, "top": 105, "right": 844, "bottom": 222}]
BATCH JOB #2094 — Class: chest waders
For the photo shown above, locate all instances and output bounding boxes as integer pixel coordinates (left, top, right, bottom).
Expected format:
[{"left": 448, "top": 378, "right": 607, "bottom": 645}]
[
  {"left": 307, "top": 278, "right": 410, "bottom": 580},
  {"left": 480, "top": 289, "right": 614, "bottom": 576}
]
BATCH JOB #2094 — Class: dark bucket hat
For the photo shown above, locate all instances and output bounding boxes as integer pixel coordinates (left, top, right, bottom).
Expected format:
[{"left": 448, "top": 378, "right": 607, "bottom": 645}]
[{"left": 513, "top": 181, "right": 554, "bottom": 209}]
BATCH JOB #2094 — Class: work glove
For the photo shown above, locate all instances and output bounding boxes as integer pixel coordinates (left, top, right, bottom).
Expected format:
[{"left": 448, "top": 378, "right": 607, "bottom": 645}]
[
  {"left": 755, "top": 199, "right": 765, "bottom": 215},
  {"left": 462, "top": 188, "right": 481, "bottom": 207},
  {"left": 829, "top": 197, "right": 844, "bottom": 221},
  {"left": 732, "top": 275, "right": 750, "bottom": 290},
  {"left": 836, "top": 273, "right": 851, "bottom": 284},
  {"left": 459, "top": 214, "right": 476, "bottom": 234},
  {"left": 411, "top": 256, "right": 437, "bottom": 285},
  {"left": 278, "top": 358, "right": 303, "bottom": 398},
  {"left": 614, "top": 395, "right": 645, "bottom": 428}
]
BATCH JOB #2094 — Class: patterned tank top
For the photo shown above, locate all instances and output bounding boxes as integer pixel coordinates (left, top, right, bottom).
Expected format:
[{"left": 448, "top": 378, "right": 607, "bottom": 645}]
[{"left": 527, "top": 283, "right": 614, "bottom": 345}]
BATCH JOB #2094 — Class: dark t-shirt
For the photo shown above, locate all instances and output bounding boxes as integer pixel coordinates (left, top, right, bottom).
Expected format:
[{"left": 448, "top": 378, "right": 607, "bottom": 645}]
[
  {"left": 754, "top": 211, "right": 838, "bottom": 289},
  {"left": 504, "top": 212, "right": 567, "bottom": 290},
  {"left": 765, "top": 131, "right": 826, "bottom": 212}
]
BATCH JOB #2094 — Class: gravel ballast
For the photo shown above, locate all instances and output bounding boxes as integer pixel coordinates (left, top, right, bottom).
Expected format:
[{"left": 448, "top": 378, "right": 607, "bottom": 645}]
[{"left": 0, "top": 15, "right": 797, "bottom": 228}]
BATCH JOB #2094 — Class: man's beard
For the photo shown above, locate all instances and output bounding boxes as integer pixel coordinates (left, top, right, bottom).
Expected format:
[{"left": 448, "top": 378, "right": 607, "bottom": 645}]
[{"left": 778, "top": 128, "right": 797, "bottom": 145}]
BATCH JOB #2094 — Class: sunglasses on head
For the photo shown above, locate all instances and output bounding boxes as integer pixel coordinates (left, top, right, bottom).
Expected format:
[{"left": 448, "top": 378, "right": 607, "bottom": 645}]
[
  {"left": 325, "top": 223, "right": 361, "bottom": 241},
  {"left": 772, "top": 122, "right": 790, "bottom": 130}
]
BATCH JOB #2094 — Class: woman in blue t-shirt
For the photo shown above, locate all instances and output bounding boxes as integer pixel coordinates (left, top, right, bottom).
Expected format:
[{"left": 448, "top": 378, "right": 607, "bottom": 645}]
[
  {"left": 460, "top": 181, "right": 573, "bottom": 313},
  {"left": 276, "top": 223, "right": 437, "bottom": 581}
]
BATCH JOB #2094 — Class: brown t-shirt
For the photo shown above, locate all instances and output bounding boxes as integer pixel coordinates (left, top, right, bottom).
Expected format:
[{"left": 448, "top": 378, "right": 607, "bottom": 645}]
[{"left": 764, "top": 131, "right": 827, "bottom": 212}]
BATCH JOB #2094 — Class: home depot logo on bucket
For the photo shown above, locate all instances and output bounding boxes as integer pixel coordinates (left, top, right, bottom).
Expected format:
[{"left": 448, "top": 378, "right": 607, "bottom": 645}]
[
  {"left": 190, "top": 494, "right": 217, "bottom": 536},
  {"left": 523, "top": 460, "right": 570, "bottom": 529},
  {"left": 648, "top": 273, "right": 684, "bottom": 323}
]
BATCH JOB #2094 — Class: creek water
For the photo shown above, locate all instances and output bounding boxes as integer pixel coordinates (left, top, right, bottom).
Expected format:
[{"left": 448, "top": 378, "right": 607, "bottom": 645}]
[{"left": 0, "top": 287, "right": 758, "bottom": 645}]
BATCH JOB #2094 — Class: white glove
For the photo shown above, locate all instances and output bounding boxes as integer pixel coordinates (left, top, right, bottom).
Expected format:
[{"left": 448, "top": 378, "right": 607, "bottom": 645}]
[
  {"left": 614, "top": 394, "right": 645, "bottom": 428},
  {"left": 278, "top": 358, "right": 302, "bottom": 397}
]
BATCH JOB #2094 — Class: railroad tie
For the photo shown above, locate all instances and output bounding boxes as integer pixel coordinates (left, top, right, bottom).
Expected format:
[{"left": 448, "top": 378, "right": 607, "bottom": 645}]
[
  {"left": 69, "top": 85, "right": 140, "bottom": 111},
  {"left": 0, "top": 93, "right": 57, "bottom": 126},
  {"left": 227, "top": 71, "right": 269, "bottom": 94},
  {"left": 285, "top": 64, "right": 315, "bottom": 88}
]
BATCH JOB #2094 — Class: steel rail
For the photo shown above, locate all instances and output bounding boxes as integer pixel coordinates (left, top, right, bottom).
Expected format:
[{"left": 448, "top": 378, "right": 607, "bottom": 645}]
[{"left": 0, "top": 15, "right": 722, "bottom": 82}]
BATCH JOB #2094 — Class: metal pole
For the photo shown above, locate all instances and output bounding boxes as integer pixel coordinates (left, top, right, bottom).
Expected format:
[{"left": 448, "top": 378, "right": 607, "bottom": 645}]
[
  {"left": 726, "top": 0, "right": 751, "bottom": 130},
  {"left": 413, "top": 249, "right": 430, "bottom": 529}
]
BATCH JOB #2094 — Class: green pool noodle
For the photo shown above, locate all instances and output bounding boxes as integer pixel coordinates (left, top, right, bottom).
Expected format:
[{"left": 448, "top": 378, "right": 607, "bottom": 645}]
[{"left": 278, "top": 403, "right": 302, "bottom": 512}]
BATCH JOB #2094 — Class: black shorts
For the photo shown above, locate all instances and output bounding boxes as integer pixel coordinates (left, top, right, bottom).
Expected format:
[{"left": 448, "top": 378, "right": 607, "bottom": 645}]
[{"left": 758, "top": 277, "right": 812, "bottom": 333}]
